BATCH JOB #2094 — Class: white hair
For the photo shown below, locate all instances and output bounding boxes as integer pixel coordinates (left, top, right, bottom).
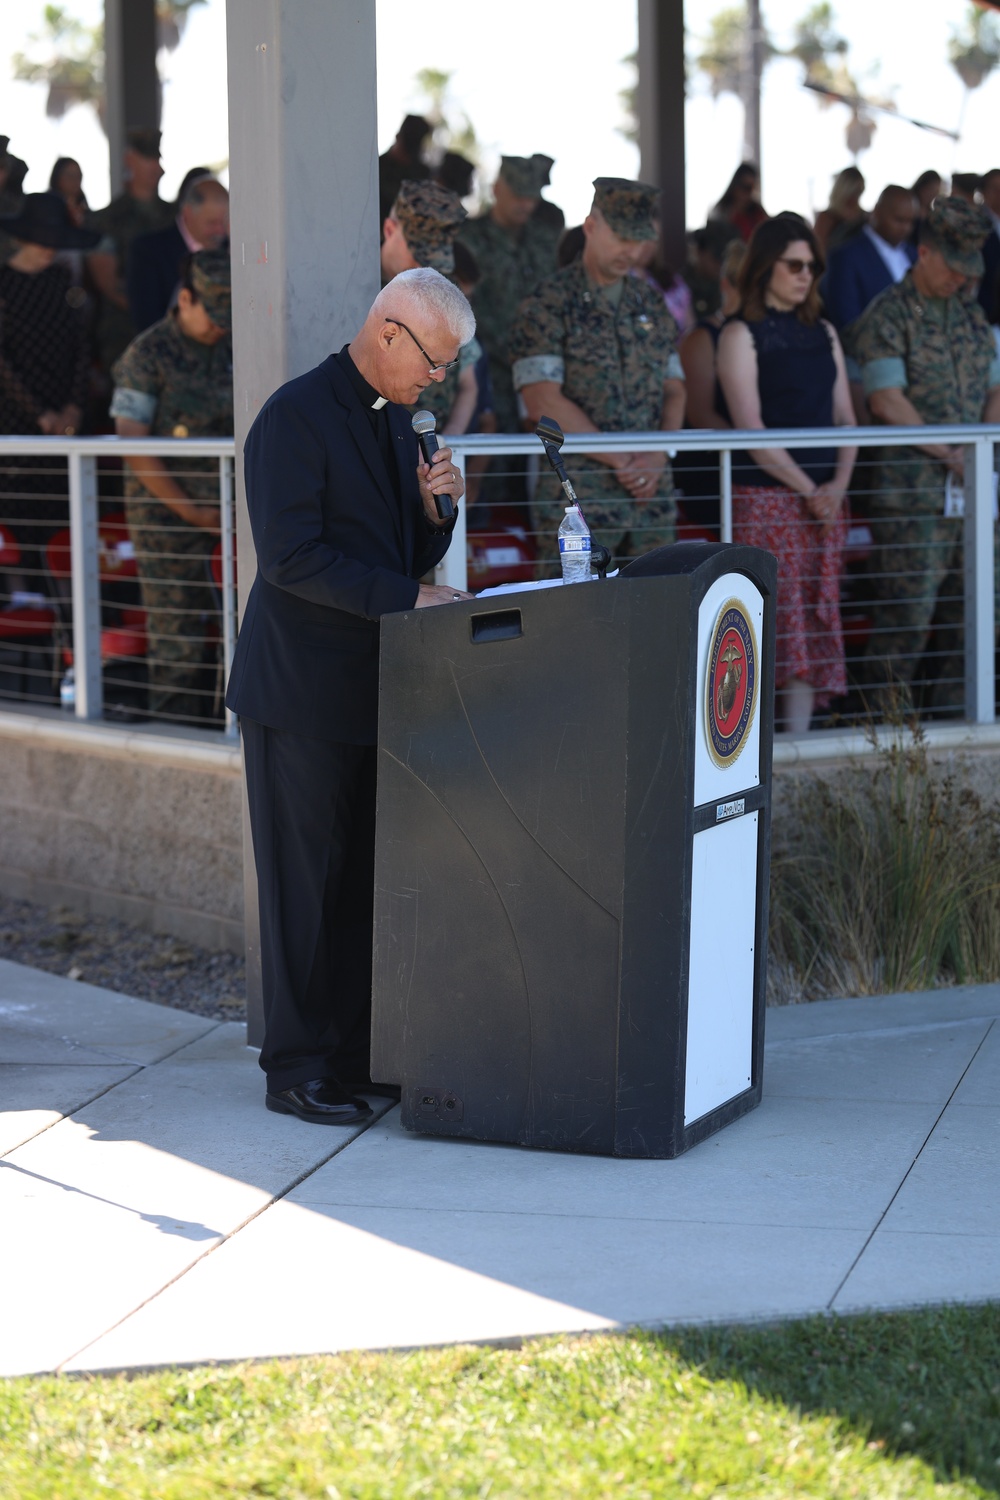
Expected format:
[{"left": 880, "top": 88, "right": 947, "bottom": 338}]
[{"left": 372, "top": 266, "right": 476, "bottom": 347}]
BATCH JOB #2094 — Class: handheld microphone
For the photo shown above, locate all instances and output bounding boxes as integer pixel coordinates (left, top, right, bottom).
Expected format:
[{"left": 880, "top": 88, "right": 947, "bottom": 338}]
[{"left": 411, "top": 409, "right": 455, "bottom": 522}]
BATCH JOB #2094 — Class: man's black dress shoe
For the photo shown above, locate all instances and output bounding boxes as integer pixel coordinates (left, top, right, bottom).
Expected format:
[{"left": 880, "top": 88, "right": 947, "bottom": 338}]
[{"left": 265, "top": 1079, "right": 373, "bottom": 1125}]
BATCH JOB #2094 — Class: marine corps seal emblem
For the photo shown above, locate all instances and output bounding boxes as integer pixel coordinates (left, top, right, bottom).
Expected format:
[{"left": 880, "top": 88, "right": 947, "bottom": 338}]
[{"left": 706, "top": 598, "right": 758, "bottom": 769}]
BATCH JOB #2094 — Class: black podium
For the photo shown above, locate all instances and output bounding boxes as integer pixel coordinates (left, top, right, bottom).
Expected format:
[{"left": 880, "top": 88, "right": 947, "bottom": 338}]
[{"left": 370, "top": 543, "right": 777, "bottom": 1158}]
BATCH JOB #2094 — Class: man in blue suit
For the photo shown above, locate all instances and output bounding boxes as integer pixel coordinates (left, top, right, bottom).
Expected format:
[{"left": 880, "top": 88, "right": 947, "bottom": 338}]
[
  {"left": 822, "top": 185, "right": 917, "bottom": 333},
  {"left": 127, "top": 176, "right": 229, "bottom": 332},
  {"left": 822, "top": 185, "right": 917, "bottom": 418},
  {"left": 227, "top": 268, "right": 475, "bottom": 1125}
]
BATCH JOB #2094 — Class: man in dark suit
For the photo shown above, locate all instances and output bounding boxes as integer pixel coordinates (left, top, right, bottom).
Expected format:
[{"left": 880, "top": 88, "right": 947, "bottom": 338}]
[
  {"left": 127, "top": 176, "right": 229, "bottom": 333},
  {"left": 227, "top": 267, "right": 475, "bottom": 1125},
  {"left": 978, "top": 168, "right": 1000, "bottom": 323},
  {"left": 822, "top": 185, "right": 917, "bottom": 334}
]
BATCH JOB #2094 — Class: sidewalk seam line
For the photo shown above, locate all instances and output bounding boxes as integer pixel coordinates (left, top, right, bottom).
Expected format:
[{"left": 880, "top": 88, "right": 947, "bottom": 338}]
[
  {"left": 825, "top": 1018, "right": 996, "bottom": 1311},
  {"left": 0, "top": 1067, "right": 144, "bottom": 1158},
  {"left": 53, "top": 1100, "right": 393, "bottom": 1374}
]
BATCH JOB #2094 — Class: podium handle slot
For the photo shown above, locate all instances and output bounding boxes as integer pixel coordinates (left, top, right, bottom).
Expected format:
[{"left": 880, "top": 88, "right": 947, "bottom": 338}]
[{"left": 471, "top": 609, "right": 522, "bottom": 644}]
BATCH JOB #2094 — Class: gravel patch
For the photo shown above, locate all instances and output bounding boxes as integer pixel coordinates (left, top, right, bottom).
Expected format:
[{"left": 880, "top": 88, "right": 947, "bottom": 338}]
[{"left": 0, "top": 893, "right": 246, "bottom": 1022}]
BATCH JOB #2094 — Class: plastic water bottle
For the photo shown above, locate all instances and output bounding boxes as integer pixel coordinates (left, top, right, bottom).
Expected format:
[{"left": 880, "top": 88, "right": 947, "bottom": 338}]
[
  {"left": 59, "top": 666, "right": 75, "bottom": 712},
  {"left": 558, "top": 505, "right": 592, "bottom": 584}
]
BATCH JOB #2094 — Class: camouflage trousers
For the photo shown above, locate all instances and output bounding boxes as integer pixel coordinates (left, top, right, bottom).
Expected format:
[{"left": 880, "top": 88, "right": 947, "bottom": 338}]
[
  {"left": 858, "top": 475, "right": 1000, "bottom": 716},
  {"left": 126, "top": 497, "right": 220, "bottom": 725},
  {"left": 530, "top": 462, "right": 676, "bottom": 579}
]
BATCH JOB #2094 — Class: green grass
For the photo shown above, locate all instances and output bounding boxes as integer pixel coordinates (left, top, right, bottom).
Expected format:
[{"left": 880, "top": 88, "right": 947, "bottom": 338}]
[{"left": 2, "top": 1306, "right": 998, "bottom": 1498}]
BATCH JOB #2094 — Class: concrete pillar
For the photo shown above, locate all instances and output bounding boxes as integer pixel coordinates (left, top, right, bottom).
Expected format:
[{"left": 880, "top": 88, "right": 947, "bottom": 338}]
[
  {"left": 104, "top": 0, "right": 160, "bottom": 196},
  {"left": 637, "top": 0, "right": 687, "bottom": 271},
  {"left": 225, "top": 1, "right": 381, "bottom": 1046}
]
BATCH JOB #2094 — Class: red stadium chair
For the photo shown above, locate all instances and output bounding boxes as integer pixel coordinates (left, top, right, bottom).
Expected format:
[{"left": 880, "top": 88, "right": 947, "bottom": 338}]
[
  {"left": 0, "top": 523, "right": 59, "bottom": 702},
  {"left": 467, "top": 507, "right": 537, "bottom": 590}
]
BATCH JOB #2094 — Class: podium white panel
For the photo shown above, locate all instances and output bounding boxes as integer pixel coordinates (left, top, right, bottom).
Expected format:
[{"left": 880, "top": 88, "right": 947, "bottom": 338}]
[{"left": 684, "top": 811, "right": 758, "bottom": 1125}]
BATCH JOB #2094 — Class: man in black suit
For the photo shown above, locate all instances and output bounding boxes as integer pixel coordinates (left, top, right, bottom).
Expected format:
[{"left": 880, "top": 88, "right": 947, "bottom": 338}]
[
  {"left": 127, "top": 176, "right": 229, "bottom": 333},
  {"left": 227, "top": 267, "right": 475, "bottom": 1125},
  {"left": 978, "top": 168, "right": 1000, "bottom": 324}
]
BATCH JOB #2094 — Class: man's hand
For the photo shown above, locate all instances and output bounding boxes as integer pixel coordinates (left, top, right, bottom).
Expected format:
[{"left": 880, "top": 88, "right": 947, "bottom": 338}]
[
  {"left": 174, "top": 500, "right": 222, "bottom": 534},
  {"left": 616, "top": 450, "right": 668, "bottom": 498},
  {"left": 56, "top": 403, "right": 82, "bottom": 435},
  {"left": 941, "top": 446, "right": 965, "bottom": 479},
  {"left": 417, "top": 443, "right": 465, "bottom": 524},
  {"left": 415, "top": 584, "right": 474, "bottom": 608}
]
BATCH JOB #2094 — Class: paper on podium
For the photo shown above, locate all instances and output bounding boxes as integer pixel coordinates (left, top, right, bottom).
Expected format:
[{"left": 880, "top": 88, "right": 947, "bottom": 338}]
[{"left": 475, "top": 571, "right": 617, "bottom": 600}]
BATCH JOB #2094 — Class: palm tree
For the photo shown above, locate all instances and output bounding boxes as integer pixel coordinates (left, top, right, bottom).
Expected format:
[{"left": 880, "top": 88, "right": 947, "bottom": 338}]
[
  {"left": 12, "top": 2, "right": 206, "bottom": 133},
  {"left": 695, "top": 2, "right": 774, "bottom": 163},
  {"left": 948, "top": 2, "right": 1000, "bottom": 143}
]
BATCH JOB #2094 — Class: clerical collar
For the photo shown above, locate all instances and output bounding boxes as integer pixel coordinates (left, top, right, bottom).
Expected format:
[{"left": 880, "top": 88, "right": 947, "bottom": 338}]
[{"left": 337, "top": 345, "right": 388, "bottom": 410}]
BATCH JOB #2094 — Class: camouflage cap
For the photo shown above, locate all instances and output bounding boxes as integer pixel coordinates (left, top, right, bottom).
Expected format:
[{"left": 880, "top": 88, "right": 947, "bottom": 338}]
[
  {"left": 393, "top": 179, "right": 467, "bottom": 275},
  {"left": 125, "top": 127, "right": 162, "bottom": 160},
  {"left": 923, "top": 195, "right": 992, "bottom": 277},
  {"left": 498, "top": 156, "right": 550, "bottom": 199},
  {"left": 190, "top": 248, "right": 231, "bottom": 332},
  {"left": 592, "top": 177, "right": 660, "bottom": 241}
]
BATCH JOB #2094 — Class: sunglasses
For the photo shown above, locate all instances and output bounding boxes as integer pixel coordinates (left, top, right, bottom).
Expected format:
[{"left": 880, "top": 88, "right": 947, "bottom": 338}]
[
  {"left": 777, "top": 256, "right": 818, "bottom": 276},
  {"left": 384, "top": 317, "right": 459, "bottom": 374}
]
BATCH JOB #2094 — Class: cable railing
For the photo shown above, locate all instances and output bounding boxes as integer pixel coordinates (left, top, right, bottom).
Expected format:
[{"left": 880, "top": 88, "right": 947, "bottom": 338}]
[
  {"left": 0, "top": 435, "right": 237, "bottom": 736},
  {"left": 1, "top": 425, "right": 997, "bottom": 743},
  {"left": 446, "top": 424, "right": 1000, "bottom": 731}
]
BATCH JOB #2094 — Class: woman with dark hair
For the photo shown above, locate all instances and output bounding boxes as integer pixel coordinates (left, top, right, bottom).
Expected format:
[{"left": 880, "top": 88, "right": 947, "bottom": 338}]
[
  {"left": 709, "top": 162, "right": 768, "bottom": 242},
  {"left": 910, "top": 170, "right": 942, "bottom": 247},
  {"left": 717, "top": 214, "right": 857, "bottom": 732},
  {"left": 0, "top": 192, "right": 99, "bottom": 604},
  {"left": 49, "top": 157, "right": 87, "bottom": 226}
]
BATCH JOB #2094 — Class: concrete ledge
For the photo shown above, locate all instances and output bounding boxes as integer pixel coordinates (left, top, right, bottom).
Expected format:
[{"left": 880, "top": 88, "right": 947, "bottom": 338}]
[
  {"left": 774, "top": 721, "right": 1000, "bottom": 770},
  {"left": 0, "top": 707, "right": 241, "bottom": 775},
  {"left": 0, "top": 710, "right": 244, "bottom": 954},
  {"left": 0, "top": 867, "right": 244, "bottom": 954}
]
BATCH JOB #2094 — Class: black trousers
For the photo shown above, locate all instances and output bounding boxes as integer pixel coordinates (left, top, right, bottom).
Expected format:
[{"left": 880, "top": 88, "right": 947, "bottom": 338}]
[{"left": 241, "top": 717, "right": 378, "bottom": 1092}]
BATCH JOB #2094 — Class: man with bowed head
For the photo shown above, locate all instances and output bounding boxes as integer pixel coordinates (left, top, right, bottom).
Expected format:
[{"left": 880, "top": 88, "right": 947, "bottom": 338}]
[
  {"left": 226, "top": 268, "right": 474, "bottom": 1126},
  {"left": 509, "top": 177, "right": 685, "bottom": 574},
  {"left": 854, "top": 196, "right": 1000, "bottom": 715}
]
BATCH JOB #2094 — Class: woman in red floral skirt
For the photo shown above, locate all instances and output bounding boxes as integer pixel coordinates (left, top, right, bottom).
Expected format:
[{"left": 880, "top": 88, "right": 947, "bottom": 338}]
[{"left": 717, "top": 214, "right": 857, "bottom": 733}]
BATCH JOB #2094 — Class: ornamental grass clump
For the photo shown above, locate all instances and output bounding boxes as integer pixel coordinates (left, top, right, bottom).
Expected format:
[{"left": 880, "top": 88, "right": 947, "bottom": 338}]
[{"left": 768, "top": 725, "right": 1000, "bottom": 1002}]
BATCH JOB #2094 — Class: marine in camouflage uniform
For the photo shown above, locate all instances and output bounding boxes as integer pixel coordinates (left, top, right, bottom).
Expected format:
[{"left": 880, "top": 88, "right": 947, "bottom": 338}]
[
  {"left": 509, "top": 178, "right": 685, "bottom": 573},
  {"left": 90, "top": 129, "right": 176, "bottom": 374},
  {"left": 380, "top": 179, "right": 482, "bottom": 431},
  {"left": 854, "top": 197, "right": 1000, "bottom": 715},
  {"left": 458, "top": 155, "right": 563, "bottom": 434},
  {"left": 110, "top": 250, "right": 233, "bottom": 725}
]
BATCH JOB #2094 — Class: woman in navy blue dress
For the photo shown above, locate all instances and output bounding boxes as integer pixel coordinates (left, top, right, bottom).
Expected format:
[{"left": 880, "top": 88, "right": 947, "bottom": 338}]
[{"left": 718, "top": 215, "right": 857, "bottom": 733}]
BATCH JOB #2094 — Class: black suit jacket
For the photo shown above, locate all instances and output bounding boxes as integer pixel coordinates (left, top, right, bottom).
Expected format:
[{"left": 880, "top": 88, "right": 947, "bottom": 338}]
[
  {"left": 979, "top": 228, "right": 1000, "bottom": 323},
  {"left": 127, "top": 221, "right": 187, "bottom": 333},
  {"left": 226, "top": 353, "right": 455, "bottom": 743}
]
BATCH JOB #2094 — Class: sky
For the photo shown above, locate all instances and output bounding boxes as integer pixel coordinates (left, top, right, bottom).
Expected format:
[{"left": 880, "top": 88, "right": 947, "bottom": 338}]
[{"left": 1, "top": 0, "right": 998, "bottom": 227}]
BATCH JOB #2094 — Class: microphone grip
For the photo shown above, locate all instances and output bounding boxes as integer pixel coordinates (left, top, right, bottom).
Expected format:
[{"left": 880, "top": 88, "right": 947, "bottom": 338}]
[{"left": 418, "top": 430, "right": 455, "bottom": 522}]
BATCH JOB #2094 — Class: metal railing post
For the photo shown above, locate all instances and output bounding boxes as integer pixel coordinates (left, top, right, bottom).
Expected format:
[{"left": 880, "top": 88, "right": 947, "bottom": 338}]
[
  {"left": 68, "top": 451, "right": 102, "bottom": 720},
  {"left": 219, "top": 455, "right": 238, "bottom": 737},
  {"left": 719, "top": 449, "right": 733, "bottom": 543},
  {"left": 963, "top": 436, "right": 996, "bottom": 724},
  {"left": 434, "top": 447, "right": 468, "bottom": 592}
]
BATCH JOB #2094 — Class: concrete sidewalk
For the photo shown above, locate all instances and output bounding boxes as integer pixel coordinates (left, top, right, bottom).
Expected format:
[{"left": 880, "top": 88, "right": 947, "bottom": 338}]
[{"left": 1, "top": 956, "right": 997, "bottom": 1377}]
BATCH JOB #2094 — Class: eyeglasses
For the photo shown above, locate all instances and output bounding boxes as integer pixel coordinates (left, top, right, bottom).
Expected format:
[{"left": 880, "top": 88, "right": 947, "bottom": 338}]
[
  {"left": 384, "top": 317, "right": 459, "bottom": 373},
  {"left": 777, "top": 257, "right": 818, "bottom": 276}
]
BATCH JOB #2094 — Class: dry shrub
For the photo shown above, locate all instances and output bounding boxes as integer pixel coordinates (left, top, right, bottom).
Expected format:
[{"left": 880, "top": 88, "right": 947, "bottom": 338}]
[{"left": 768, "top": 725, "right": 1000, "bottom": 1002}]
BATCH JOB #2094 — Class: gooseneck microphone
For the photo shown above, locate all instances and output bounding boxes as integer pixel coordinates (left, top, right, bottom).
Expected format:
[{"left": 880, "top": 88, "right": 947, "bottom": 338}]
[
  {"left": 535, "top": 415, "right": 612, "bottom": 579},
  {"left": 411, "top": 409, "right": 455, "bottom": 521}
]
